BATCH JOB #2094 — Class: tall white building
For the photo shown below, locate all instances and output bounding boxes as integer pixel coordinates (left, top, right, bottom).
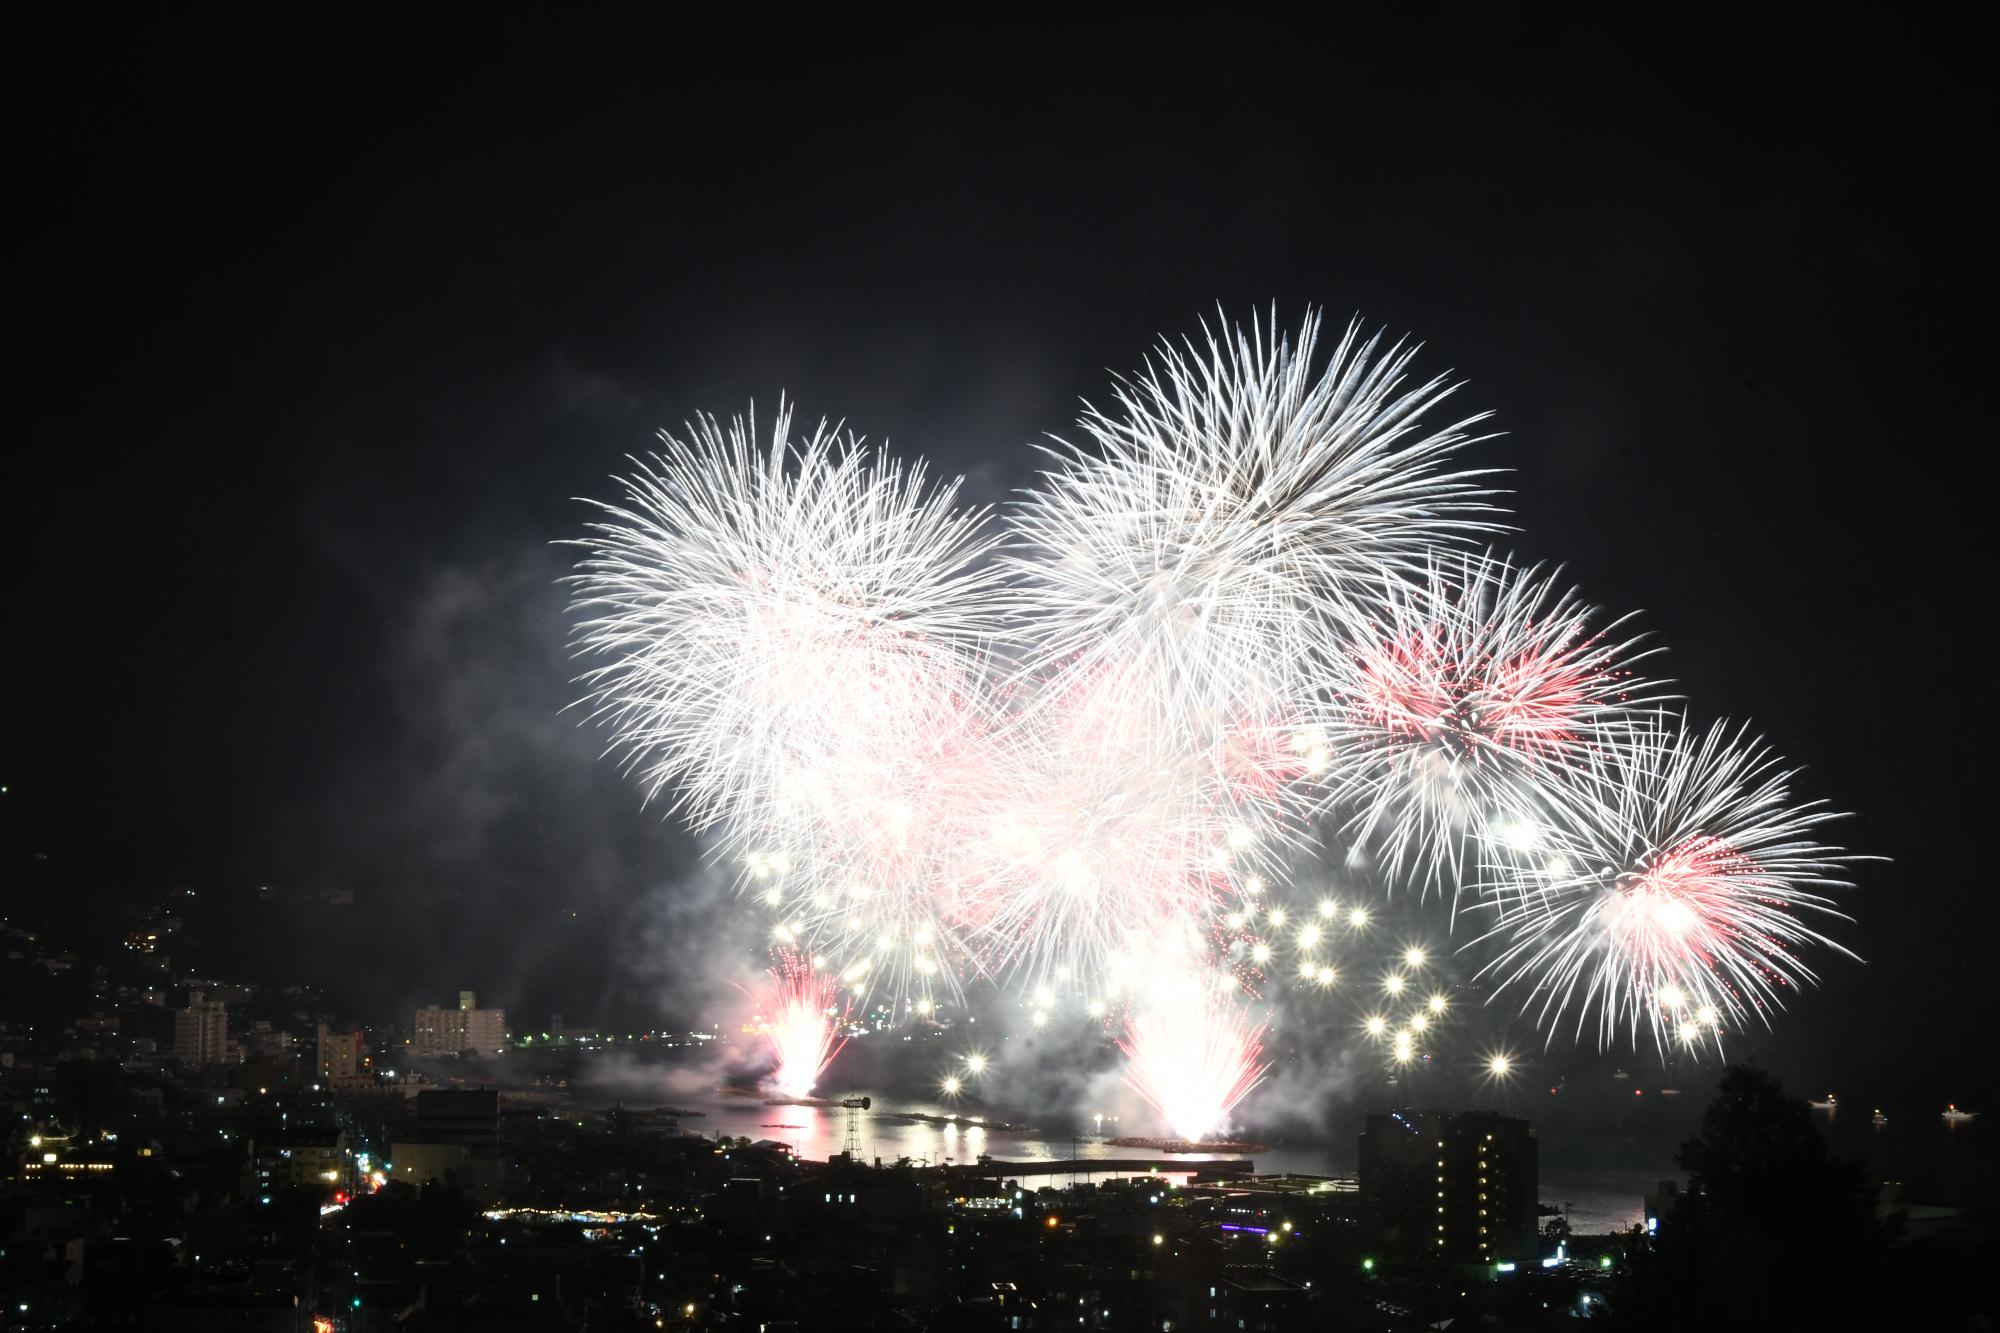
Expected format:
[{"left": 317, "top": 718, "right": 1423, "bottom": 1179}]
[
  {"left": 463, "top": 1006, "right": 506, "bottom": 1057},
  {"left": 174, "top": 991, "right": 229, "bottom": 1066},
  {"left": 411, "top": 1005, "right": 463, "bottom": 1057}
]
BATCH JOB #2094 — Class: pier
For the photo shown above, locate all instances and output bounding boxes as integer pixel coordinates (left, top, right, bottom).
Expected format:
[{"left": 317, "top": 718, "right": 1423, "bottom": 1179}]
[{"left": 943, "top": 1156, "right": 1255, "bottom": 1178}]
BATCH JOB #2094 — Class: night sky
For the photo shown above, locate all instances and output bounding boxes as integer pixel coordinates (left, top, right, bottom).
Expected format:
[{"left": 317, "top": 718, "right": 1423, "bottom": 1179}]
[{"left": 9, "top": 15, "right": 1991, "bottom": 1103}]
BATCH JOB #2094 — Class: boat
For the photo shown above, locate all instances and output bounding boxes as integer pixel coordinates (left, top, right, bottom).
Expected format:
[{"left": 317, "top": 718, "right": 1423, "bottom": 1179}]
[
  {"left": 1660, "top": 1088, "right": 1682, "bottom": 1097},
  {"left": 1942, "top": 1104, "right": 1979, "bottom": 1123},
  {"left": 1612, "top": 1069, "right": 1630, "bottom": 1080},
  {"left": 1807, "top": 1093, "right": 1837, "bottom": 1111},
  {"left": 1872, "top": 1109, "right": 1887, "bottom": 1126}
]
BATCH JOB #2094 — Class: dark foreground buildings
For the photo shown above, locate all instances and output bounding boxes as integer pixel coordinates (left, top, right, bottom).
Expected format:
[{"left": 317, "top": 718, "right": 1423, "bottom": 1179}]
[{"left": 1359, "top": 1109, "right": 1538, "bottom": 1264}]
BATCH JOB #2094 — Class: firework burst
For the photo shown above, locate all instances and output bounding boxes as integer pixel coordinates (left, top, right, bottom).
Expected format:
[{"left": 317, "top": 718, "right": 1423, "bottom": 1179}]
[
  {"left": 568, "top": 402, "right": 1000, "bottom": 838},
  {"left": 566, "top": 312, "right": 1865, "bottom": 1095},
  {"left": 961, "top": 663, "right": 1292, "bottom": 994},
  {"left": 759, "top": 673, "right": 1008, "bottom": 1011},
  {"left": 1004, "top": 309, "right": 1502, "bottom": 742},
  {"left": 567, "top": 404, "right": 1004, "bottom": 997},
  {"left": 1324, "top": 552, "right": 1658, "bottom": 895},
  {"left": 1471, "top": 714, "right": 1856, "bottom": 1050}
]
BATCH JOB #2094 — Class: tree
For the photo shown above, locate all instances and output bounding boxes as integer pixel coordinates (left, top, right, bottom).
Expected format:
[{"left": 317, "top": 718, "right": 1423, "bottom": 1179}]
[{"left": 1624, "top": 1065, "right": 1891, "bottom": 1330}]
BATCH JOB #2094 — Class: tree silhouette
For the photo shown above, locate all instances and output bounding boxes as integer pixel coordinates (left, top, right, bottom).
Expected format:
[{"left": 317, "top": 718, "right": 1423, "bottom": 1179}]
[{"left": 1624, "top": 1065, "right": 1891, "bottom": 1330}]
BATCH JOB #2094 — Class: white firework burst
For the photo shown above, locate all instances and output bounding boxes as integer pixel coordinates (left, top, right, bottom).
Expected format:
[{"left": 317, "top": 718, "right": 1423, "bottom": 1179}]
[
  {"left": 557, "top": 313, "right": 1868, "bottom": 1076},
  {"left": 566, "top": 402, "right": 1004, "bottom": 997},
  {"left": 1004, "top": 308, "right": 1503, "bottom": 749},
  {"left": 961, "top": 675, "right": 1263, "bottom": 994},
  {"left": 756, "top": 679, "right": 1005, "bottom": 1010},
  {"left": 1469, "top": 714, "right": 1856, "bottom": 1052},
  {"left": 1323, "top": 551, "right": 1660, "bottom": 898}
]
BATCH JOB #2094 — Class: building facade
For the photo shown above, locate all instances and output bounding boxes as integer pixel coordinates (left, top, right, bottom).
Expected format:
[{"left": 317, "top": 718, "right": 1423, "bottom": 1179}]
[
  {"left": 412, "top": 992, "right": 506, "bottom": 1057},
  {"left": 250, "top": 1125, "right": 347, "bottom": 1195},
  {"left": 315, "top": 1023, "right": 363, "bottom": 1083},
  {"left": 1359, "top": 1109, "right": 1539, "bottom": 1264},
  {"left": 411, "top": 1004, "right": 463, "bottom": 1057},
  {"left": 462, "top": 1006, "right": 506, "bottom": 1057},
  {"left": 173, "top": 991, "right": 230, "bottom": 1066},
  {"left": 391, "top": 1089, "right": 502, "bottom": 1199}
]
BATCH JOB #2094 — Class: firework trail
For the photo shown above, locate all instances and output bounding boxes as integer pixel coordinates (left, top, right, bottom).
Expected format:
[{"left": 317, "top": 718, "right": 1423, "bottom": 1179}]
[
  {"left": 1323, "top": 552, "right": 1659, "bottom": 899},
  {"left": 1470, "top": 714, "right": 1856, "bottom": 1051},
  {"left": 758, "top": 952, "right": 851, "bottom": 1098}
]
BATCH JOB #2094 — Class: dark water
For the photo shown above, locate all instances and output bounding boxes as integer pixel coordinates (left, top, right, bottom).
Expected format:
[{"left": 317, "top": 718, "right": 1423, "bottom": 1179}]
[
  {"left": 1817, "top": 1104, "right": 1995, "bottom": 1204},
  {"left": 588, "top": 1085, "right": 1664, "bottom": 1233},
  {"left": 479, "top": 1036, "right": 1992, "bottom": 1238}
]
